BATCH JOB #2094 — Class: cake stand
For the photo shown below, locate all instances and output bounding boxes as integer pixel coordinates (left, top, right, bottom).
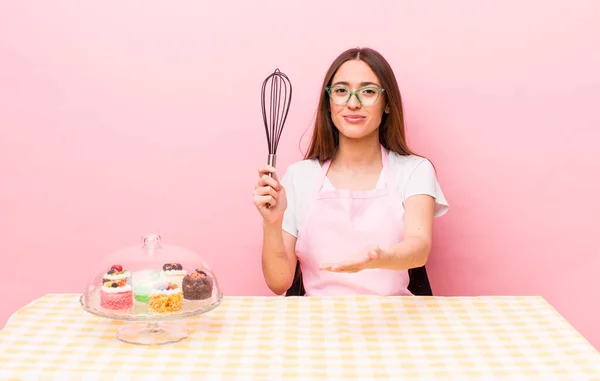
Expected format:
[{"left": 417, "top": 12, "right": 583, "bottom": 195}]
[{"left": 79, "top": 233, "right": 224, "bottom": 345}]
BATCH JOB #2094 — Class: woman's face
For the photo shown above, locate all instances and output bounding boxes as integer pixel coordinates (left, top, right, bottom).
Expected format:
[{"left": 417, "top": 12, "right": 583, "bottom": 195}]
[{"left": 328, "top": 59, "right": 389, "bottom": 141}]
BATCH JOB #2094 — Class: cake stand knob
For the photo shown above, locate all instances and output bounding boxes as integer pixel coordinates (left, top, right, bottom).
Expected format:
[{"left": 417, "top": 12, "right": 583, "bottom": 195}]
[{"left": 142, "top": 233, "right": 161, "bottom": 249}]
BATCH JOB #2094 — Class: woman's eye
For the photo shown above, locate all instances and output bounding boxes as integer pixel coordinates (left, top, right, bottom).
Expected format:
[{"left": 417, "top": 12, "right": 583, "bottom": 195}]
[
  {"left": 362, "top": 89, "right": 376, "bottom": 95},
  {"left": 334, "top": 88, "right": 348, "bottom": 94}
]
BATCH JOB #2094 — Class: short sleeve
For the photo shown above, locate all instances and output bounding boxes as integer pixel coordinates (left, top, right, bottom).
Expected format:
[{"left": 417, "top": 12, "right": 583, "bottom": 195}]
[
  {"left": 280, "top": 169, "right": 298, "bottom": 237},
  {"left": 403, "top": 159, "right": 449, "bottom": 218}
]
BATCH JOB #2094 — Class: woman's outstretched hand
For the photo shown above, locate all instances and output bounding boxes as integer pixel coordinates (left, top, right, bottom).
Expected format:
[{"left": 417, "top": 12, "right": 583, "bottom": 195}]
[
  {"left": 253, "top": 165, "right": 287, "bottom": 225},
  {"left": 320, "top": 245, "right": 383, "bottom": 273}
]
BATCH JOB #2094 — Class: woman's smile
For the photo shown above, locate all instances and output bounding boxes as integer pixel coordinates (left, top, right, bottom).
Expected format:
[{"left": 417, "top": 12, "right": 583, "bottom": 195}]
[{"left": 342, "top": 114, "right": 366, "bottom": 123}]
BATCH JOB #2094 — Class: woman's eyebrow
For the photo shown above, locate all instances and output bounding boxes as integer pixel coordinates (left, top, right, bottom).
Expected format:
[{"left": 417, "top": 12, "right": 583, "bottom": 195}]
[{"left": 332, "top": 81, "right": 381, "bottom": 87}]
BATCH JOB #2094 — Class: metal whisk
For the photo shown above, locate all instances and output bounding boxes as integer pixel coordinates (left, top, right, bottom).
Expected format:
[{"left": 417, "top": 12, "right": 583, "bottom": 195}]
[{"left": 261, "top": 68, "right": 293, "bottom": 178}]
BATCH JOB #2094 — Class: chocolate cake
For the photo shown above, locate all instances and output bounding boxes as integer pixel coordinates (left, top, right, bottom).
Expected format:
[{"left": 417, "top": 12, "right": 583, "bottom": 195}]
[
  {"left": 182, "top": 269, "right": 213, "bottom": 300},
  {"left": 162, "top": 263, "right": 183, "bottom": 271}
]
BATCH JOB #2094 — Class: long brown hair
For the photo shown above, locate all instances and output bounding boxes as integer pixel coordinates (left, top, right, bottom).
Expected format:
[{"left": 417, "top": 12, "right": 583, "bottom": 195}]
[{"left": 304, "top": 47, "right": 417, "bottom": 161}]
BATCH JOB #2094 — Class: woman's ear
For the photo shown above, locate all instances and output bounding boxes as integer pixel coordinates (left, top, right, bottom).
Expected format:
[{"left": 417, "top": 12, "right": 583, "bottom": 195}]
[{"left": 385, "top": 104, "right": 390, "bottom": 114}]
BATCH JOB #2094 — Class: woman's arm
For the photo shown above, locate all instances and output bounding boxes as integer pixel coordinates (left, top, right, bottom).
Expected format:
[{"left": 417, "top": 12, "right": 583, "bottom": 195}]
[
  {"left": 319, "top": 194, "right": 436, "bottom": 273},
  {"left": 261, "top": 224, "right": 298, "bottom": 295},
  {"left": 254, "top": 165, "right": 299, "bottom": 295},
  {"left": 320, "top": 157, "right": 448, "bottom": 274},
  {"left": 376, "top": 194, "right": 435, "bottom": 270}
]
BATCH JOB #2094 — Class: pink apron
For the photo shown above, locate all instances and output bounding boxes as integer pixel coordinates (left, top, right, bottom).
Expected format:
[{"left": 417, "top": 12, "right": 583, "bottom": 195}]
[{"left": 295, "top": 144, "right": 412, "bottom": 296}]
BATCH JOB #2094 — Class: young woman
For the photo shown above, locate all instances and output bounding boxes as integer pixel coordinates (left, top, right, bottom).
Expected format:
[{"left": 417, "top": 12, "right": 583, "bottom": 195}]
[{"left": 253, "top": 47, "right": 449, "bottom": 296}]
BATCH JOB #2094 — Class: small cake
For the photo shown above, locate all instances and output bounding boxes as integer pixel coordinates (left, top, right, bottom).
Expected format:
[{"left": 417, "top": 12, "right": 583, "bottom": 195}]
[
  {"left": 182, "top": 269, "right": 213, "bottom": 300},
  {"left": 100, "top": 265, "right": 133, "bottom": 310},
  {"left": 102, "top": 264, "right": 131, "bottom": 286},
  {"left": 131, "top": 269, "right": 161, "bottom": 303},
  {"left": 148, "top": 282, "right": 183, "bottom": 313},
  {"left": 160, "top": 263, "right": 187, "bottom": 289}
]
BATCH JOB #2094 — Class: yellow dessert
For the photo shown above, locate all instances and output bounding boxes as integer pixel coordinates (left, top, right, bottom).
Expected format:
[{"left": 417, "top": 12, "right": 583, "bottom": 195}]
[{"left": 148, "top": 282, "right": 183, "bottom": 313}]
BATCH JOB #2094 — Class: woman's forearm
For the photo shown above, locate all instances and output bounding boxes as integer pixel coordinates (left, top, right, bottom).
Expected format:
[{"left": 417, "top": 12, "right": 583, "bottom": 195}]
[
  {"left": 376, "top": 236, "right": 431, "bottom": 271},
  {"left": 261, "top": 221, "right": 294, "bottom": 295}
]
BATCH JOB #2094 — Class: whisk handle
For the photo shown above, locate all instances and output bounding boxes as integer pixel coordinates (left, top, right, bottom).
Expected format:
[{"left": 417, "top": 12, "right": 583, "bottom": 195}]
[
  {"left": 267, "top": 154, "right": 276, "bottom": 178},
  {"left": 266, "top": 154, "right": 277, "bottom": 209}
]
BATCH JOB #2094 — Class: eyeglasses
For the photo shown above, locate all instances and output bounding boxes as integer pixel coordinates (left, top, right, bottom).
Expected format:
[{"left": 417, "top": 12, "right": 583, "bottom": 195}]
[{"left": 325, "top": 85, "right": 385, "bottom": 106}]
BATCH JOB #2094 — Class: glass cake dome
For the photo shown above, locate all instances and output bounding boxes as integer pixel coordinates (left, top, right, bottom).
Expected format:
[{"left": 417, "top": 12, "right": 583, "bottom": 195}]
[{"left": 80, "top": 233, "right": 223, "bottom": 345}]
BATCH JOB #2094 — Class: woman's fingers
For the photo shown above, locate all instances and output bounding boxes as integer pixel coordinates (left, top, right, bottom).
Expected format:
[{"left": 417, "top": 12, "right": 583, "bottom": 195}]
[
  {"left": 266, "top": 175, "right": 280, "bottom": 189},
  {"left": 321, "top": 265, "right": 360, "bottom": 273},
  {"left": 254, "top": 165, "right": 284, "bottom": 211},
  {"left": 257, "top": 165, "right": 275, "bottom": 176},
  {"left": 254, "top": 175, "right": 281, "bottom": 192},
  {"left": 257, "top": 174, "right": 280, "bottom": 190},
  {"left": 253, "top": 194, "right": 277, "bottom": 208},
  {"left": 257, "top": 166, "right": 279, "bottom": 181},
  {"left": 254, "top": 185, "right": 278, "bottom": 200}
]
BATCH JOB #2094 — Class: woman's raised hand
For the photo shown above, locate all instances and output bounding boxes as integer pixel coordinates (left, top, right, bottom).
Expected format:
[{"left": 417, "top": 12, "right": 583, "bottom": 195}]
[{"left": 253, "top": 165, "right": 287, "bottom": 225}]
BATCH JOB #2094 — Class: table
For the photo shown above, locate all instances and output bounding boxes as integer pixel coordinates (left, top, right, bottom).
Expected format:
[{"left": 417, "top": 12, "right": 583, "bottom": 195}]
[{"left": 1, "top": 294, "right": 599, "bottom": 380}]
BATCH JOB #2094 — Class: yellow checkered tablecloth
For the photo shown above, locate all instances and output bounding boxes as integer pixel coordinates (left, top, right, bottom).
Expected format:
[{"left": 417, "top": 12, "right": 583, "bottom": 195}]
[{"left": 1, "top": 294, "right": 599, "bottom": 380}]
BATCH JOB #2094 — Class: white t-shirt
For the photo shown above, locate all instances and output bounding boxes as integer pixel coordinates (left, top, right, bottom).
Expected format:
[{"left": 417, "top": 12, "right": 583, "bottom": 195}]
[{"left": 280, "top": 152, "right": 449, "bottom": 237}]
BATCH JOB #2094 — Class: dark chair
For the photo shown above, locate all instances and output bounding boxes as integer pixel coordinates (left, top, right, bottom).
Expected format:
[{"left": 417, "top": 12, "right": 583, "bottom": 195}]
[
  {"left": 285, "top": 261, "right": 306, "bottom": 297},
  {"left": 285, "top": 261, "right": 433, "bottom": 296}
]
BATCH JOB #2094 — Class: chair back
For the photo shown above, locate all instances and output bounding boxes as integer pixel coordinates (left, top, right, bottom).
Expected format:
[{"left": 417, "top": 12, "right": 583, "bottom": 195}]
[{"left": 285, "top": 261, "right": 433, "bottom": 296}]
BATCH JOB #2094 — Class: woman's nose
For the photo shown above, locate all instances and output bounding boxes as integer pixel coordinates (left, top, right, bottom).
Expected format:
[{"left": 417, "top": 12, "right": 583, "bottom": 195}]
[{"left": 347, "top": 94, "right": 361, "bottom": 109}]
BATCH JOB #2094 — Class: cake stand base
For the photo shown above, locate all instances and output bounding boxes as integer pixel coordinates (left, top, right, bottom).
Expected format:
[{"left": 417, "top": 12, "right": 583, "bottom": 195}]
[{"left": 117, "top": 322, "right": 189, "bottom": 345}]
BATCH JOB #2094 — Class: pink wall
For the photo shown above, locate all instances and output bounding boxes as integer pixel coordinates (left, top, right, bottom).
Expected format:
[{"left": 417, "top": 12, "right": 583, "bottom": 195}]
[{"left": 1, "top": 1, "right": 599, "bottom": 348}]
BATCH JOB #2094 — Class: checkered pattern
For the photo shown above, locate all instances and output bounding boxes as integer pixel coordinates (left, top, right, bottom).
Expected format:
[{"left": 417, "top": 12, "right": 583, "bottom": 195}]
[{"left": 1, "top": 294, "right": 599, "bottom": 380}]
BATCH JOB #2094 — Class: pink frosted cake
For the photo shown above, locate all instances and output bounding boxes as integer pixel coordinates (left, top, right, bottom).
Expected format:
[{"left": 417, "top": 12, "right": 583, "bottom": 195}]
[{"left": 100, "top": 265, "right": 133, "bottom": 310}]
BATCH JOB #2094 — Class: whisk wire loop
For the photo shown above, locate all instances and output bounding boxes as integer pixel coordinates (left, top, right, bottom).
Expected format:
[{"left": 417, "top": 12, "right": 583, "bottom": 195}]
[{"left": 261, "top": 68, "right": 292, "bottom": 156}]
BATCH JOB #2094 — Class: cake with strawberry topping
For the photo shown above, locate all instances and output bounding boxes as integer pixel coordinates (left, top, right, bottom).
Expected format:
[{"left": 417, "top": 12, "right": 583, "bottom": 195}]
[
  {"left": 100, "top": 265, "right": 133, "bottom": 310},
  {"left": 160, "top": 263, "right": 187, "bottom": 289},
  {"left": 182, "top": 269, "right": 213, "bottom": 300},
  {"left": 148, "top": 281, "right": 183, "bottom": 313},
  {"left": 102, "top": 264, "right": 131, "bottom": 286}
]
